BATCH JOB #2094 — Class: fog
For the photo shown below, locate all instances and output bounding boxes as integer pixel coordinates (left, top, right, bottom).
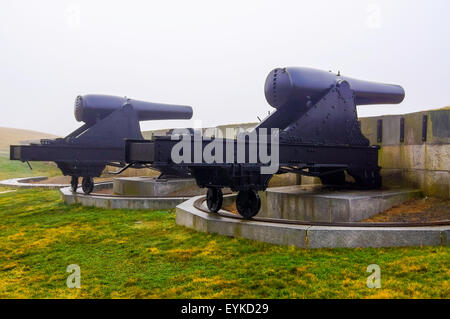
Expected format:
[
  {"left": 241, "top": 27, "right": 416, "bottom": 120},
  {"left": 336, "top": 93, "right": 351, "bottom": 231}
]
[{"left": 0, "top": 0, "right": 449, "bottom": 135}]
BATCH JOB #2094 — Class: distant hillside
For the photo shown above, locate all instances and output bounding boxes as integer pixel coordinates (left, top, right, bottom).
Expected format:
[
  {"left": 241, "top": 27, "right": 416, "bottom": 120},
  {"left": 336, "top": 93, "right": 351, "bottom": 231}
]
[{"left": 0, "top": 127, "right": 59, "bottom": 155}]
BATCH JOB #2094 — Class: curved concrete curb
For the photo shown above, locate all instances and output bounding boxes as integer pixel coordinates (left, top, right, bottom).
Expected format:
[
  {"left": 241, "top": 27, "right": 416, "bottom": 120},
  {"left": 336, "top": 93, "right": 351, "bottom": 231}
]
[
  {"left": 0, "top": 176, "right": 69, "bottom": 189},
  {"left": 60, "top": 185, "right": 191, "bottom": 210},
  {"left": 176, "top": 196, "right": 449, "bottom": 249}
]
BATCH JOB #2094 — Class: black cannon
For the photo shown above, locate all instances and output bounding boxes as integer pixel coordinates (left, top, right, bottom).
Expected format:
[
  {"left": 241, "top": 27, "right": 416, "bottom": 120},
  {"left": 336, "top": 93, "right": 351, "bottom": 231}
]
[
  {"left": 10, "top": 94, "right": 193, "bottom": 194},
  {"left": 125, "top": 67, "right": 405, "bottom": 218}
]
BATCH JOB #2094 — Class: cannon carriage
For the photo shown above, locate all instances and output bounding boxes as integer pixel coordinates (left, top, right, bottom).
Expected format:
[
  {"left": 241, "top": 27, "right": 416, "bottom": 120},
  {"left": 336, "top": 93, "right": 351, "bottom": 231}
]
[
  {"left": 125, "top": 67, "right": 405, "bottom": 218},
  {"left": 10, "top": 94, "right": 193, "bottom": 194}
]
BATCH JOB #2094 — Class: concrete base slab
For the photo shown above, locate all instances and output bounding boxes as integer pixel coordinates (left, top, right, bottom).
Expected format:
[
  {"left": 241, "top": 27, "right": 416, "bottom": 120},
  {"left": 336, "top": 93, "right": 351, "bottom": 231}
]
[
  {"left": 0, "top": 176, "right": 69, "bottom": 189},
  {"left": 176, "top": 196, "right": 449, "bottom": 249},
  {"left": 113, "top": 177, "right": 205, "bottom": 197},
  {"left": 60, "top": 184, "right": 190, "bottom": 210},
  {"left": 259, "top": 185, "right": 421, "bottom": 222}
]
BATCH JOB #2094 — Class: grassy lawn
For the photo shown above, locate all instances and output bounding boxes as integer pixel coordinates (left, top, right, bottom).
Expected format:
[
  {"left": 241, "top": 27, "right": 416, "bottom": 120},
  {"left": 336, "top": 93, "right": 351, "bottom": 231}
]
[
  {"left": 0, "top": 155, "right": 60, "bottom": 181},
  {"left": 0, "top": 188, "right": 448, "bottom": 299}
]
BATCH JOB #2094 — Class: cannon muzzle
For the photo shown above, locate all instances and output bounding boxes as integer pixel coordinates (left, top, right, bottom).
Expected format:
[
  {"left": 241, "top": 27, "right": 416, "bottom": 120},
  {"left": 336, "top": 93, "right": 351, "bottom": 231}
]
[
  {"left": 74, "top": 94, "right": 193, "bottom": 125},
  {"left": 265, "top": 67, "right": 405, "bottom": 109}
]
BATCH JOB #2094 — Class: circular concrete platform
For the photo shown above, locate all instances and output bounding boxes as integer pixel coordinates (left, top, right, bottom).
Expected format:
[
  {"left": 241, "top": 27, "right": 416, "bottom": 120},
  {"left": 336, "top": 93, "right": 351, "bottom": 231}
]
[
  {"left": 113, "top": 177, "right": 206, "bottom": 197},
  {"left": 0, "top": 176, "right": 69, "bottom": 189},
  {"left": 60, "top": 182, "right": 193, "bottom": 210},
  {"left": 259, "top": 185, "right": 423, "bottom": 222},
  {"left": 176, "top": 196, "right": 450, "bottom": 249}
]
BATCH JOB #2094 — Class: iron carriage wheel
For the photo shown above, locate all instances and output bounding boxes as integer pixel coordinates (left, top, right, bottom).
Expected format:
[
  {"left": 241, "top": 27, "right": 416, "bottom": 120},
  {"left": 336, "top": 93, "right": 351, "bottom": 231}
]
[
  {"left": 81, "top": 177, "right": 94, "bottom": 194},
  {"left": 236, "top": 190, "right": 261, "bottom": 219},
  {"left": 70, "top": 176, "right": 78, "bottom": 192},
  {"left": 206, "top": 187, "right": 223, "bottom": 213}
]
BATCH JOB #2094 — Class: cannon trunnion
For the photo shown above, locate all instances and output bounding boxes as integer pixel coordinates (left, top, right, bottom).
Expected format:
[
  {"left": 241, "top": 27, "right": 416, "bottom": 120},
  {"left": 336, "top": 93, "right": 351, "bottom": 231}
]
[{"left": 125, "top": 67, "right": 405, "bottom": 218}]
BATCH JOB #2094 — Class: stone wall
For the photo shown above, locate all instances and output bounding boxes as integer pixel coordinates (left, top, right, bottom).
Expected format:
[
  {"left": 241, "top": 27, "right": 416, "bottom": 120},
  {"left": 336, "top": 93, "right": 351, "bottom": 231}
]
[{"left": 360, "top": 107, "right": 450, "bottom": 198}]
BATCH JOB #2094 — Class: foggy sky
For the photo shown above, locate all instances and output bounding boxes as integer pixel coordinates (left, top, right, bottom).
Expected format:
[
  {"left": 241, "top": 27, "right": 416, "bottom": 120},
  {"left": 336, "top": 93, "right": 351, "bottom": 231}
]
[{"left": 1, "top": 0, "right": 449, "bottom": 135}]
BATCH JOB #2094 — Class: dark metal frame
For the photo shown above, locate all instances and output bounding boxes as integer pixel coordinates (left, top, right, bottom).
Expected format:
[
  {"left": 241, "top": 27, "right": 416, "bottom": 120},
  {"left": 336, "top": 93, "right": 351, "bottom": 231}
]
[{"left": 125, "top": 80, "right": 385, "bottom": 218}]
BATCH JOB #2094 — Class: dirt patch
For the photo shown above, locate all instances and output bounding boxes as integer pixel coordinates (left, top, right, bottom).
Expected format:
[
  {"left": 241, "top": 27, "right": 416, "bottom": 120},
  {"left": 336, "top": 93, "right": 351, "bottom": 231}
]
[
  {"left": 224, "top": 197, "right": 450, "bottom": 222},
  {"left": 363, "top": 197, "right": 450, "bottom": 223},
  {"left": 93, "top": 187, "right": 115, "bottom": 195},
  {"left": 223, "top": 202, "right": 239, "bottom": 215}
]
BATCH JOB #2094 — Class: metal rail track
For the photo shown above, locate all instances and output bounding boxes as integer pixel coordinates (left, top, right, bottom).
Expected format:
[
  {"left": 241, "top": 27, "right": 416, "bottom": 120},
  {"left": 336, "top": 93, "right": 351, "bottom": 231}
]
[{"left": 193, "top": 197, "right": 450, "bottom": 228}]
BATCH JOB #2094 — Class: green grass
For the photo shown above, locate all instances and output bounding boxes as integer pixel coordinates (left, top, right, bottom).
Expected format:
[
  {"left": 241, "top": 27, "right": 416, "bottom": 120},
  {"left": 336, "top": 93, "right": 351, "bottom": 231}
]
[
  {"left": 0, "top": 155, "right": 60, "bottom": 181},
  {"left": 0, "top": 188, "right": 448, "bottom": 299}
]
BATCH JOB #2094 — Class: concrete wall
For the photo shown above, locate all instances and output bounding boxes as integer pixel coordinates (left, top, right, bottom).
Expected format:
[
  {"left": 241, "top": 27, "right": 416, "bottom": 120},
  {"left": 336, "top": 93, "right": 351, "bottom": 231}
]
[{"left": 360, "top": 107, "right": 450, "bottom": 198}]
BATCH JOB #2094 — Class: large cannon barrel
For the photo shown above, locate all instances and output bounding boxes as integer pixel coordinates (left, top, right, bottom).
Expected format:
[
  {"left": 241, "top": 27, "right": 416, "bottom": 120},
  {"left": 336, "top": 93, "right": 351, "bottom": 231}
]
[
  {"left": 264, "top": 67, "right": 405, "bottom": 109},
  {"left": 74, "top": 94, "right": 193, "bottom": 124}
]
